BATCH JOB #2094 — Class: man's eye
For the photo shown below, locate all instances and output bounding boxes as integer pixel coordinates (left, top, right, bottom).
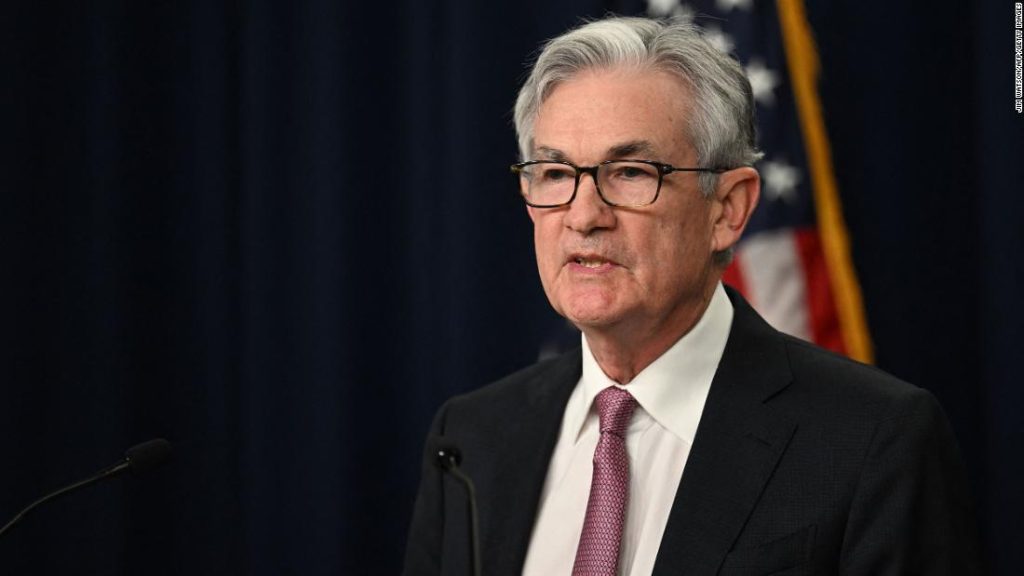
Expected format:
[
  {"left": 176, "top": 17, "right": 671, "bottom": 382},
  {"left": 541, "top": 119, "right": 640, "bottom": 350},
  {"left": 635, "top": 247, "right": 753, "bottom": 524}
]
[
  {"left": 610, "top": 165, "right": 655, "bottom": 180},
  {"left": 539, "top": 168, "right": 574, "bottom": 181}
]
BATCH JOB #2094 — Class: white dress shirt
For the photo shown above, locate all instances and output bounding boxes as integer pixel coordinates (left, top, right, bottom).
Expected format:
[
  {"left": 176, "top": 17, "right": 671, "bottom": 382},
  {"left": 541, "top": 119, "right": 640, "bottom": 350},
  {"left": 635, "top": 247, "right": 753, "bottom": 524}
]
[{"left": 521, "top": 283, "right": 734, "bottom": 576}]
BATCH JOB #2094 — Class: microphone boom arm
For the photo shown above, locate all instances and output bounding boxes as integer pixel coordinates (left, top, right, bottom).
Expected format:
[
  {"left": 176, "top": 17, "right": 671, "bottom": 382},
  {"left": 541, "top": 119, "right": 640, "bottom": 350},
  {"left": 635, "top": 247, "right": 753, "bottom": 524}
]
[{"left": 0, "top": 438, "right": 171, "bottom": 539}]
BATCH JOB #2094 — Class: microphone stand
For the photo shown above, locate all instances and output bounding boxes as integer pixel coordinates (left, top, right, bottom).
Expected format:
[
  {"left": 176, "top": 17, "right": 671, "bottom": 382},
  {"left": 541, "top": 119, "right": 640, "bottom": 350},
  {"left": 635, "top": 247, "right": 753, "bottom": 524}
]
[{"left": 435, "top": 443, "right": 482, "bottom": 576}]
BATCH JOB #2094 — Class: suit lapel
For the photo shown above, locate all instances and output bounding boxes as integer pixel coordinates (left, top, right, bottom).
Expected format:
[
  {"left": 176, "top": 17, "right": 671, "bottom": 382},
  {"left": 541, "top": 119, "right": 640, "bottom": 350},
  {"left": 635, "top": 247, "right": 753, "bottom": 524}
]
[
  {"left": 478, "top": 350, "right": 581, "bottom": 576},
  {"left": 652, "top": 289, "right": 797, "bottom": 576}
]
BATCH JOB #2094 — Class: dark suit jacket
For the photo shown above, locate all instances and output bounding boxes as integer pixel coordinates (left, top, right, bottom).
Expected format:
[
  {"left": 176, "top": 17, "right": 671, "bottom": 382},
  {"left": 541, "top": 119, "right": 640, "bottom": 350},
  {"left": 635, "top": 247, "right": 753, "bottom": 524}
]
[{"left": 403, "top": 289, "right": 981, "bottom": 575}]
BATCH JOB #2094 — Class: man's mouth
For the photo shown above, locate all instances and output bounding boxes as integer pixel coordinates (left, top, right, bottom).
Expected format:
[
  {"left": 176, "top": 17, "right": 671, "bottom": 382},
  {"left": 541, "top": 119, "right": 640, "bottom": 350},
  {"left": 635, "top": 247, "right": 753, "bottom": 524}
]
[
  {"left": 567, "top": 254, "right": 618, "bottom": 270},
  {"left": 574, "top": 257, "right": 609, "bottom": 269}
]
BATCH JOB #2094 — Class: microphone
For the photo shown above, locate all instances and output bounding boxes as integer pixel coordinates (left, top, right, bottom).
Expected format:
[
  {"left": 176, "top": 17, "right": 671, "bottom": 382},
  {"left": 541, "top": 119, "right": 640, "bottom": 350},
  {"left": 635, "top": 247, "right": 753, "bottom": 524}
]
[
  {"left": 0, "top": 438, "right": 173, "bottom": 538},
  {"left": 430, "top": 438, "right": 481, "bottom": 576}
]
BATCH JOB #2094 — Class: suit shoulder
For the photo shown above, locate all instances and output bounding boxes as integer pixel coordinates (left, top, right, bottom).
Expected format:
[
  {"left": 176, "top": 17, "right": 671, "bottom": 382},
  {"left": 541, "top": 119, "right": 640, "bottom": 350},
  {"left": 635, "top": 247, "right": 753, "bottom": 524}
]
[
  {"left": 780, "top": 333, "right": 930, "bottom": 407},
  {"left": 446, "top": 348, "right": 581, "bottom": 411},
  {"left": 773, "top": 334, "right": 955, "bottom": 471}
]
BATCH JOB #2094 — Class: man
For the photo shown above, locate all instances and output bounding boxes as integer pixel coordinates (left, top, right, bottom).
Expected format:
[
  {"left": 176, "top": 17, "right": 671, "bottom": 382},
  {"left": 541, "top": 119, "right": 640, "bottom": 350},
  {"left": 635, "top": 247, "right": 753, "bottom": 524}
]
[{"left": 404, "top": 16, "right": 979, "bottom": 576}]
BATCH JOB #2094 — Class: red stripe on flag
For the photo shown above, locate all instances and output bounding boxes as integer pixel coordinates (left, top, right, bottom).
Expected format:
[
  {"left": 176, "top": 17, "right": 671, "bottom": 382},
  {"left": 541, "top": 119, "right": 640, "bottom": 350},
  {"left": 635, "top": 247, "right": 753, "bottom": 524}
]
[
  {"left": 794, "top": 228, "right": 845, "bottom": 354},
  {"left": 722, "top": 258, "right": 748, "bottom": 300}
]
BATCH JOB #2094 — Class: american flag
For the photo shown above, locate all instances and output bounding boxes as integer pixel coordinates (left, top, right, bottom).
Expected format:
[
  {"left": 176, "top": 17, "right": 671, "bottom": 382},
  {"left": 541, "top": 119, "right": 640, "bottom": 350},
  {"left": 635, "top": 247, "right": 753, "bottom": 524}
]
[{"left": 648, "top": 0, "right": 874, "bottom": 362}]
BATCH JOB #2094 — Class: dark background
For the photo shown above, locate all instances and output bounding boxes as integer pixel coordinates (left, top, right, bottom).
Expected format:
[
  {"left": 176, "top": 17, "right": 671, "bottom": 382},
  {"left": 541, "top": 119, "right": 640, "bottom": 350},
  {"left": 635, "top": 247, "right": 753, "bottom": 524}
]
[{"left": 2, "top": 0, "right": 1021, "bottom": 574}]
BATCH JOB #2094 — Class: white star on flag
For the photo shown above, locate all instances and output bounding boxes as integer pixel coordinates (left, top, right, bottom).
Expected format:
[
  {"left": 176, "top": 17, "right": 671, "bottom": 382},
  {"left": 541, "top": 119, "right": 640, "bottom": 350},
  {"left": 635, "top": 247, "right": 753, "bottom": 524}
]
[
  {"left": 762, "top": 159, "right": 802, "bottom": 202},
  {"left": 704, "top": 25, "right": 736, "bottom": 54},
  {"left": 716, "top": 0, "right": 753, "bottom": 11},
  {"left": 646, "top": 0, "right": 695, "bottom": 18},
  {"left": 745, "top": 58, "right": 781, "bottom": 106}
]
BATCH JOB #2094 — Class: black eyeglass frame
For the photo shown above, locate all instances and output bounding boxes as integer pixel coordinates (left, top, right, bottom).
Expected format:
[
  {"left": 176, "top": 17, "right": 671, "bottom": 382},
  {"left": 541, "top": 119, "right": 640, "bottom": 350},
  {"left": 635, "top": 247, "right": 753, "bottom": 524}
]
[{"left": 510, "top": 159, "right": 727, "bottom": 208}]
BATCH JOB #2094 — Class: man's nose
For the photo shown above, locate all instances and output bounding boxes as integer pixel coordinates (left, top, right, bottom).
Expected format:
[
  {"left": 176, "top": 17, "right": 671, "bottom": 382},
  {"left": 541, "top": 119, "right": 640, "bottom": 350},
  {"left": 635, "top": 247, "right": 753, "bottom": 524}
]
[{"left": 564, "top": 173, "right": 615, "bottom": 234}]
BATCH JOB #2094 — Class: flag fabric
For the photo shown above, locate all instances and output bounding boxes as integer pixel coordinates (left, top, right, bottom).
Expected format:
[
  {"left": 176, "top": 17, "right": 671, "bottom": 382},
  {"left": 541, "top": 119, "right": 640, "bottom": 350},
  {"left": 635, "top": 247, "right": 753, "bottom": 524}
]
[{"left": 648, "top": 0, "right": 874, "bottom": 363}]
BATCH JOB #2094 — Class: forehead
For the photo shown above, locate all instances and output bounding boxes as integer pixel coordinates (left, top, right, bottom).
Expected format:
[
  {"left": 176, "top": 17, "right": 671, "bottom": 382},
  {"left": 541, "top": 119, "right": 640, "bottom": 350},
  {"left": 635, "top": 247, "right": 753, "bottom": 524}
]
[{"left": 532, "top": 67, "right": 694, "bottom": 162}]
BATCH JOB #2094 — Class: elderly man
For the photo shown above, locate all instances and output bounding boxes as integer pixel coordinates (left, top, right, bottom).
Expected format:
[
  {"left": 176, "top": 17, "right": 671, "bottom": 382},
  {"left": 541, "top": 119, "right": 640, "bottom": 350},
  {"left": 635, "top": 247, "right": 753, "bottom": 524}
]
[{"left": 404, "top": 16, "right": 979, "bottom": 576}]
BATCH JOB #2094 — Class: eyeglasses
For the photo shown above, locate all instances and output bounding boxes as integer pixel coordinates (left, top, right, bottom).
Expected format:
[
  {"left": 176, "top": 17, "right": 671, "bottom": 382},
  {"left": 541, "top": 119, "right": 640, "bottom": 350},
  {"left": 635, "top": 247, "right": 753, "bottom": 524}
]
[{"left": 510, "top": 159, "right": 726, "bottom": 208}]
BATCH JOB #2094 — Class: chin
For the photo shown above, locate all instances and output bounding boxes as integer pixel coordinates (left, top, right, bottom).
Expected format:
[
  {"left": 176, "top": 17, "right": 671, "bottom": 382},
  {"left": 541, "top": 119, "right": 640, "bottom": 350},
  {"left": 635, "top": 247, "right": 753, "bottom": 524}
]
[
  {"left": 561, "top": 302, "right": 624, "bottom": 330},
  {"left": 550, "top": 285, "right": 629, "bottom": 329}
]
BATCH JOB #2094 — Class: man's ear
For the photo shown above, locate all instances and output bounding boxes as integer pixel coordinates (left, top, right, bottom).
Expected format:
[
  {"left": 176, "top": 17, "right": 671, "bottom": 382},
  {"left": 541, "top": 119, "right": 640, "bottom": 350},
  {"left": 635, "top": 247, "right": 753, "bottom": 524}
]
[{"left": 710, "top": 166, "right": 760, "bottom": 253}]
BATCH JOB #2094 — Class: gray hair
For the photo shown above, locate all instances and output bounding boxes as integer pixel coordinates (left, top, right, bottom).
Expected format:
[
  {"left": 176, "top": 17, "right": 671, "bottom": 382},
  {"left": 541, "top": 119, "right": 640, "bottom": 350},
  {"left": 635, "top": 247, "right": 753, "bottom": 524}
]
[{"left": 513, "top": 15, "right": 763, "bottom": 198}]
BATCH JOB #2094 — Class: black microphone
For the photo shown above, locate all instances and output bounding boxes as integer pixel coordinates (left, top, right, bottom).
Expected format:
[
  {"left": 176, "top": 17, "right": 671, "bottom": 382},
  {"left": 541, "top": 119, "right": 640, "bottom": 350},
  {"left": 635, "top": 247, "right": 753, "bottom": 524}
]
[
  {"left": 0, "top": 438, "right": 173, "bottom": 538},
  {"left": 430, "top": 438, "right": 481, "bottom": 576}
]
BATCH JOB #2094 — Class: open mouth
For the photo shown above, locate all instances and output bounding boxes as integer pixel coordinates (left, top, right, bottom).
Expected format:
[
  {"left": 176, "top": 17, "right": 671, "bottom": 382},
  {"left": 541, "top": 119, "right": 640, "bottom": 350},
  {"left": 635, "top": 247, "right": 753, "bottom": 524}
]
[
  {"left": 568, "top": 253, "right": 618, "bottom": 270},
  {"left": 573, "top": 257, "right": 610, "bottom": 269}
]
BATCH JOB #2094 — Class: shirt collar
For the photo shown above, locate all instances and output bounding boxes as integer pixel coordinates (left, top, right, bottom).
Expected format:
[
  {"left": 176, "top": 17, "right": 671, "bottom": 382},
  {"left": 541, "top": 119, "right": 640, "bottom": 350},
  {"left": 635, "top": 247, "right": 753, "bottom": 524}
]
[{"left": 571, "top": 282, "right": 734, "bottom": 445}]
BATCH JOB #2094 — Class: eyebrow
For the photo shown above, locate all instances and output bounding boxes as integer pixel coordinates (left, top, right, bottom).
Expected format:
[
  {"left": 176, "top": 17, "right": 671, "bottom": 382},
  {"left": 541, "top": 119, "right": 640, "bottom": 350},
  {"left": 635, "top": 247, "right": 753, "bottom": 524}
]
[
  {"left": 534, "top": 146, "right": 569, "bottom": 162},
  {"left": 607, "top": 140, "right": 657, "bottom": 158},
  {"left": 533, "top": 140, "right": 660, "bottom": 163}
]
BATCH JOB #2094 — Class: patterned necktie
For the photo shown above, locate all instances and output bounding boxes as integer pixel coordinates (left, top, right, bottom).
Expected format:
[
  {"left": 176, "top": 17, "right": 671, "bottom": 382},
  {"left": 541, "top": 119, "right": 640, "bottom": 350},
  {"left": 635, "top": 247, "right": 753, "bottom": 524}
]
[{"left": 572, "top": 386, "right": 638, "bottom": 576}]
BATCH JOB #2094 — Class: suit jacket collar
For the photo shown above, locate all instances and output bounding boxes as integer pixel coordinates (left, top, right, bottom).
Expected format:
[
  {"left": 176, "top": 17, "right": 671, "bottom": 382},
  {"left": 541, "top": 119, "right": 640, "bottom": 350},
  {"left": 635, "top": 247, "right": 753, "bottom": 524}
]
[
  {"left": 651, "top": 285, "right": 796, "bottom": 575},
  {"left": 480, "top": 349, "right": 581, "bottom": 576}
]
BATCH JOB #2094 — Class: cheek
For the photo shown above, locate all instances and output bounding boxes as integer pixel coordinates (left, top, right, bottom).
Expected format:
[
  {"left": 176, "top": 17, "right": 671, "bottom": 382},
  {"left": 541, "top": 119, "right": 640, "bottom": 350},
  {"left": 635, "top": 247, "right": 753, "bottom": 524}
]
[
  {"left": 533, "top": 219, "right": 561, "bottom": 276},
  {"left": 640, "top": 217, "right": 710, "bottom": 287}
]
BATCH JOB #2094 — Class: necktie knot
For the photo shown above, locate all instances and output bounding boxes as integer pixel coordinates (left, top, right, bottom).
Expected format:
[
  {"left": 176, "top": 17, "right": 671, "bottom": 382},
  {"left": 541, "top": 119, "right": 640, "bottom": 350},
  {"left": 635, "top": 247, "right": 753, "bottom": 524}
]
[{"left": 596, "top": 386, "right": 637, "bottom": 438}]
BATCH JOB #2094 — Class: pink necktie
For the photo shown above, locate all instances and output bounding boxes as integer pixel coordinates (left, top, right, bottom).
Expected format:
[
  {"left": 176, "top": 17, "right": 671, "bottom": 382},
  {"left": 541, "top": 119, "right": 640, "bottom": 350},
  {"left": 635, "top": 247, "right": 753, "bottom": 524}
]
[{"left": 572, "top": 386, "right": 638, "bottom": 576}]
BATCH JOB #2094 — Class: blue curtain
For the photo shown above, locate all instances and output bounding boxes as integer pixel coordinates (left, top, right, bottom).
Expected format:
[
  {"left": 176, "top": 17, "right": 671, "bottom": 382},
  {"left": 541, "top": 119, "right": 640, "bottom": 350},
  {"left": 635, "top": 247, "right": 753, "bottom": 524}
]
[{"left": 2, "top": 1, "right": 1020, "bottom": 574}]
